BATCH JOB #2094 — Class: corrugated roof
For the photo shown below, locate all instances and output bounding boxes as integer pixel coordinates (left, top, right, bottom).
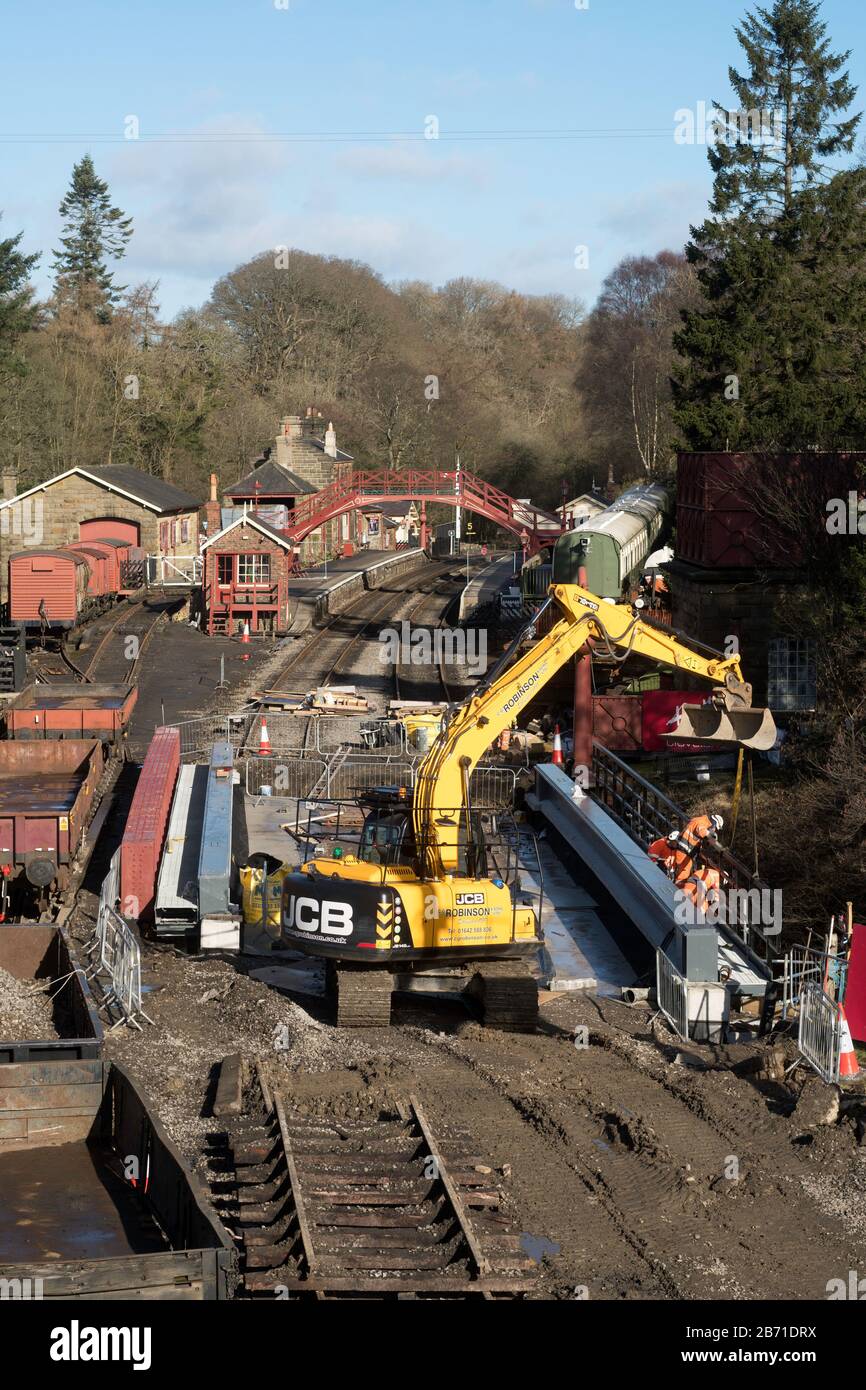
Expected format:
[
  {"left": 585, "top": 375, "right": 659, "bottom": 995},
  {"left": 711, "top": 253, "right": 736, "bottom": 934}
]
[
  {"left": 225, "top": 459, "right": 317, "bottom": 497},
  {"left": 82, "top": 465, "right": 200, "bottom": 512}
]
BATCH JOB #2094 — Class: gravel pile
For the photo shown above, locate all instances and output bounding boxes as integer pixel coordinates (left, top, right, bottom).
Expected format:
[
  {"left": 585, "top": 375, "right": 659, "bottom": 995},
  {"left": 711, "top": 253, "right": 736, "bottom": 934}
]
[{"left": 0, "top": 965, "right": 58, "bottom": 1040}]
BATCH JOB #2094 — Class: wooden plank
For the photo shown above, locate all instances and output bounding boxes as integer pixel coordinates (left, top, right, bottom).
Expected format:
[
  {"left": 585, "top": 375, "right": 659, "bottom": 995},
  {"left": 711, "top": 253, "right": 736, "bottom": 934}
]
[
  {"left": 409, "top": 1094, "right": 491, "bottom": 1278},
  {"left": 0, "top": 1083, "right": 102, "bottom": 1113},
  {"left": 272, "top": 1089, "right": 318, "bottom": 1276},
  {"left": 245, "top": 1272, "right": 530, "bottom": 1295},
  {"left": 213, "top": 1054, "right": 244, "bottom": 1117},
  {"left": 0, "top": 1059, "right": 102, "bottom": 1088}
]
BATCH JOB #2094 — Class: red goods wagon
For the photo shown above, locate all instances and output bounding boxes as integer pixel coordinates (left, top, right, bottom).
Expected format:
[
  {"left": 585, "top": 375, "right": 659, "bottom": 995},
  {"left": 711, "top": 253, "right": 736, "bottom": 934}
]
[
  {"left": 68, "top": 539, "right": 121, "bottom": 592},
  {"left": 0, "top": 739, "right": 104, "bottom": 899},
  {"left": 3, "top": 683, "right": 138, "bottom": 743},
  {"left": 120, "top": 726, "right": 181, "bottom": 921},
  {"left": 67, "top": 543, "right": 110, "bottom": 596},
  {"left": 97, "top": 537, "right": 132, "bottom": 587},
  {"left": 8, "top": 549, "right": 91, "bottom": 630}
]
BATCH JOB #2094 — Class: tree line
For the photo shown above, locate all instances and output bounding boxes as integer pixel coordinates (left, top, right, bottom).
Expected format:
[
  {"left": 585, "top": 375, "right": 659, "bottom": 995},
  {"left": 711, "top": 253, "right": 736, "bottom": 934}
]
[{"left": 0, "top": 0, "right": 864, "bottom": 515}]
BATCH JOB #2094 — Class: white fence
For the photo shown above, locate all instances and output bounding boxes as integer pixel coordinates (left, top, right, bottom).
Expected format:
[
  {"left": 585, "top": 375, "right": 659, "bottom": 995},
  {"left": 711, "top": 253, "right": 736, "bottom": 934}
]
[{"left": 146, "top": 554, "right": 202, "bottom": 586}]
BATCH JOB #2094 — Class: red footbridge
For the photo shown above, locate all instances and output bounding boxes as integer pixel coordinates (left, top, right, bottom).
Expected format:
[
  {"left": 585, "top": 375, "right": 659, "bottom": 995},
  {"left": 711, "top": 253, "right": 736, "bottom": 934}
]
[{"left": 286, "top": 467, "right": 563, "bottom": 554}]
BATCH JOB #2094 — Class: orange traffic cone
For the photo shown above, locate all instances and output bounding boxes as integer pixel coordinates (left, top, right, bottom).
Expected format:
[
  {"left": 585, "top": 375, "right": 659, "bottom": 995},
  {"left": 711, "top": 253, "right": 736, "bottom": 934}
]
[
  {"left": 552, "top": 724, "right": 563, "bottom": 767},
  {"left": 838, "top": 1005, "right": 861, "bottom": 1080},
  {"left": 259, "top": 717, "right": 272, "bottom": 756},
  {"left": 241, "top": 619, "right": 251, "bottom": 661}
]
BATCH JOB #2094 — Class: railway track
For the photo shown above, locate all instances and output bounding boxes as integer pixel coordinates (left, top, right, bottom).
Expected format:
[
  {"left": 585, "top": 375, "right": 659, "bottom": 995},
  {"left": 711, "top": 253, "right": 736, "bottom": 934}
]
[
  {"left": 227, "top": 1061, "right": 537, "bottom": 1299},
  {"left": 237, "top": 558, "right": 470, "bottom": 757},
  {"left": 393, "top": 581, "right": 461, "bottom": 706}
]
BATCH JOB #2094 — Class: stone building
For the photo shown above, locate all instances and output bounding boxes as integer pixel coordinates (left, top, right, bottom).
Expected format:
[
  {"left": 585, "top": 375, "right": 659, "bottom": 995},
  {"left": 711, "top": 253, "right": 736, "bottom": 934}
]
[
  {"left": 0, "top": 464, "right": 201, "bottom": 605},
  {"left": 220, "top": 411, "right": 356, "bottom": 563}
]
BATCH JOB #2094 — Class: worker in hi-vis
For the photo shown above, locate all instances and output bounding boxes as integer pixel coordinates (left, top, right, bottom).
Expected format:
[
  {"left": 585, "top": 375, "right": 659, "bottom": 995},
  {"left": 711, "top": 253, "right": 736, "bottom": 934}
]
[{"left": 648, "top": 813, "right": 724, "bottom": 888}]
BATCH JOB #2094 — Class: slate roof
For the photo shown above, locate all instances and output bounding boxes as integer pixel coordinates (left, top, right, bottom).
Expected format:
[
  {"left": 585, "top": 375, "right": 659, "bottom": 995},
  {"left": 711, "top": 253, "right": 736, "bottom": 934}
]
[
  {"left": 225, "top": 459, "right": 317, "bottom": 498},
  {"left": 81, "top": 465, "right": 200, "bottom": 511}
]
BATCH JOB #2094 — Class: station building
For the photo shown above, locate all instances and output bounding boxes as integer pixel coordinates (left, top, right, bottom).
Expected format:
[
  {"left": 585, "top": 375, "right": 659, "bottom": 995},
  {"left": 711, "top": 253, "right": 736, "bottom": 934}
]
[
  {"left": 216, "top": 411, "right": 356, "bottom": 563},
  {"left": 0, "top": 464, "right": 201, "bottom": 605},
  {"left": 199, "top": 508, "right": 296, "bottom": 636}
]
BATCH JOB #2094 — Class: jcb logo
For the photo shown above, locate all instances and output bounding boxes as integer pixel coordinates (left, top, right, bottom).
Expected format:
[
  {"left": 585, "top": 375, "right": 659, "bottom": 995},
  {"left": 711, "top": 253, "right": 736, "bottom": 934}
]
[
  {"left": 284, "top": 895, "right": 353, "bottom": 937},
  {"left": 456, "top": 892, "right": 484, "bottom": 905}
]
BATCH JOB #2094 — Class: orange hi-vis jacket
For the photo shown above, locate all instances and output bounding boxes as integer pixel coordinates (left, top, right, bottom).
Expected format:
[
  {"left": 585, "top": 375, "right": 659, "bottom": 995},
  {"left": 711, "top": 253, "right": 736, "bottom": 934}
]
[{"left": 648, "top": 815, "right": 720, "bottom": 885}]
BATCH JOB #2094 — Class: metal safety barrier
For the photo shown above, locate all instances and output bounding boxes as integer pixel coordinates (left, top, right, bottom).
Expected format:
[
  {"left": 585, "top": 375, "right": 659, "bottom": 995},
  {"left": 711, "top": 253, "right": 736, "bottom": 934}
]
[
  {"left": 656, "top": 947, "right": 689, "bottom": 1041},
  {"left": 243, "top": 751, "right": 517, "bottom": 811},
  {"left": 83, "top": 852, "right": 152, "bottom": 1032},
  {"left": 778, "top": 944, "right": 827, "bottom": 1022},
  {"left": 246, "top": 756, "right": 328, "bottom": 799},
  {"left": 797, "top": 982, "right": 842, "bottom": 1084},
  {"left": 170, "top": 715, "right": 231, "bottom": 758}
]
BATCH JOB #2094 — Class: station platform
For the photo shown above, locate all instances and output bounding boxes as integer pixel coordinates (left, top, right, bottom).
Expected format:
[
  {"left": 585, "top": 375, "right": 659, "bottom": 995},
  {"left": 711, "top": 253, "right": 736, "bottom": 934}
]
[
  {"left": 458, "top": 553, "right": 518, "bottom": 622},
  {"left": 285, "top": 547, "right": 430, "bottom": 635}
]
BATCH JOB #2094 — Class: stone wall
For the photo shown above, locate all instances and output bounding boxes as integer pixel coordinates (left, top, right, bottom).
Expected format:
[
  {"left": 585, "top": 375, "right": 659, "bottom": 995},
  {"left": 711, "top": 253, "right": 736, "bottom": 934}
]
[{"left": 0, "top": 474, "right": 199, "bottom": 603}]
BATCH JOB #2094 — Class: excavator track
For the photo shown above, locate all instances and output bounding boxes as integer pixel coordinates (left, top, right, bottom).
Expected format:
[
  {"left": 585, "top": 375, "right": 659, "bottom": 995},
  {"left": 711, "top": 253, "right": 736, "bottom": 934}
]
[
  {"left": 471, "top": 961, "right": 539, "bottom": 1033},
  {"left": 333, "top": 964, "right": 394, "bottom": 1028}
]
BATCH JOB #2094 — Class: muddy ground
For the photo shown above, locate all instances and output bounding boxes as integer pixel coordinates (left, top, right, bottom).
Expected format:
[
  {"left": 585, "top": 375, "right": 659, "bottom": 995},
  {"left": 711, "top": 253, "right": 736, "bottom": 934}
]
[
  {"left": 69, "top": 934, "right": 866, "bottom": 1302},
  {"left": 62, "top": 568, "right": 866, "bottom": 1301}
]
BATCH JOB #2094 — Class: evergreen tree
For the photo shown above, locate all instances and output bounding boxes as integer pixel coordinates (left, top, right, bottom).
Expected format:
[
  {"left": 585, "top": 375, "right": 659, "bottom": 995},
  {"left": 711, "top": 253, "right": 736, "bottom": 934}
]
[
  {"left": 52, "top": 155, "right": 133, "bottom": 319},
  {"left": 711, "top": 0, "right": 859, "bottom": 216},
  {"left": 0, "top": 215, "right": 39, "bottom": 376},
  {"left": 673, "top": 0, "right": 863, "bottom": 450}
]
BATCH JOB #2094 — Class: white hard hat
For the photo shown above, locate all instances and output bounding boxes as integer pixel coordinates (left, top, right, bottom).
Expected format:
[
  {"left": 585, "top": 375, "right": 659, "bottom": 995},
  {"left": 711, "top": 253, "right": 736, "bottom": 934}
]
[{"left": 710, "top": 814, "right": 724, "bottom": 832}]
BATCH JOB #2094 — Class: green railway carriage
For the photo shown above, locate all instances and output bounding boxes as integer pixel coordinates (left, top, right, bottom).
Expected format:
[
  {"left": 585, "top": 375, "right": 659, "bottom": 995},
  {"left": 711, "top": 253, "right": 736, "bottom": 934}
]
[{"left": 551, "top": 483, "right": 670, "bottom": 598}]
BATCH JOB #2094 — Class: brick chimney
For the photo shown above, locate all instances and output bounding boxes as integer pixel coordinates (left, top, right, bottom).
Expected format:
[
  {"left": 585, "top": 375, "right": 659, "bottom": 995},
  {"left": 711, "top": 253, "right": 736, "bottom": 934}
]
[
  {"left": 204, "top": 473, "right": 221, "bottom": 534},
  {"left": 324, "top": 421, "right": 338, "bottom": 459},
  {"left": 2, "top": 469, "right": 18, "bottom": 501}
]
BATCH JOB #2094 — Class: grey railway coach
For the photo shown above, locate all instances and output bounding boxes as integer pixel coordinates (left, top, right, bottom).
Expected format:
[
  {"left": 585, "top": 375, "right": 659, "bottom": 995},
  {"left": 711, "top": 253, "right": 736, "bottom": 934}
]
[{"left": 550, "top": 482, "right": 670, "bottom": 597}]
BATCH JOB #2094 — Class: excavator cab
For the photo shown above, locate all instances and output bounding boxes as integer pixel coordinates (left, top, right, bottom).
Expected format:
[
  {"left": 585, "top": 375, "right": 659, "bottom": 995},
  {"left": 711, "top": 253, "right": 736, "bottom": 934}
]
[
  {"left": 357, "top": 801, "right": 489, "bottom": 878},
  {"left": 358, "top": 806, "right": 416, "bottom": 867}
]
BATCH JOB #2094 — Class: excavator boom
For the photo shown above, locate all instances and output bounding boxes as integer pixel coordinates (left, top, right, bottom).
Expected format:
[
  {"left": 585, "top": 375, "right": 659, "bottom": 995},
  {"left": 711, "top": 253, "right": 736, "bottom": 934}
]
[{"left": 413, "top": 582, "right": 776, "bottom": 873}]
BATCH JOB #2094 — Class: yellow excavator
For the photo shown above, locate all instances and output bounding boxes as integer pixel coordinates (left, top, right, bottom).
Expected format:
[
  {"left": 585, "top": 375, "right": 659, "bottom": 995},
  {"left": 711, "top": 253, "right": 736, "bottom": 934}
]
[{"left": 280, "top": 581, "right": 776, "bottom": 1028}]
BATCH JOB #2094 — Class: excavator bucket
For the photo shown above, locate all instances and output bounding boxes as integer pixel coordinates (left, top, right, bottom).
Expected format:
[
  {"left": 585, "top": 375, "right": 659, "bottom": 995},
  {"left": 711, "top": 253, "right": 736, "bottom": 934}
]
[{"left": 664, "top": 702, "right": 777, "bottom": 751}]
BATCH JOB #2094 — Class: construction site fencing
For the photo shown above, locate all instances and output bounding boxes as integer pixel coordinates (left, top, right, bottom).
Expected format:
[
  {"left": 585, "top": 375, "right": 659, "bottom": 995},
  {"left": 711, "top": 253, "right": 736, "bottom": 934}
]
[
  {"left": 656, "top": 947, "right": 689, "bottom": 1041},
  {"left": 168, "top": 713, "right": 408, "bottom": 759},
  {"left": 797, "top": 983, "right": 841, "bottom": 1084},
  {"left": 83, "top": 851, "right": 152, "bottom": 1032},
  {"left": 170, "top": 714, "right": 233, "bottom": 759},
  {"left": 246, "top": 751, "right": 517, "bottom": 812},
  {"left": 778, "top": 944, "right": 828, "bottom": 1022},
  {"left": 246, "top": 756, "right": 329, "bottom": 799}
]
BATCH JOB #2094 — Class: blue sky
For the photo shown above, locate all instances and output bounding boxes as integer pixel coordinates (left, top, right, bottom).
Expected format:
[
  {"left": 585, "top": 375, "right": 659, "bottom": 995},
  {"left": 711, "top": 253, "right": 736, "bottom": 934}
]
[{"left": 1, "top": 0, "right": 863, "bottom": 318}]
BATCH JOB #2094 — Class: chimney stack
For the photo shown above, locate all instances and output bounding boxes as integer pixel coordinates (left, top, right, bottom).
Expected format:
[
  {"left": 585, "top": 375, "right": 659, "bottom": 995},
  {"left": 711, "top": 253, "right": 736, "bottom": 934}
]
[
  {"left": 2, "top": 469, "right": 18, "bottom": 501},
  {"left": 324, "top": 422, "right": 338, "bottom": 459},
  {"left": 204, "top": 472, "right": 221, "bottom": 534}
]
